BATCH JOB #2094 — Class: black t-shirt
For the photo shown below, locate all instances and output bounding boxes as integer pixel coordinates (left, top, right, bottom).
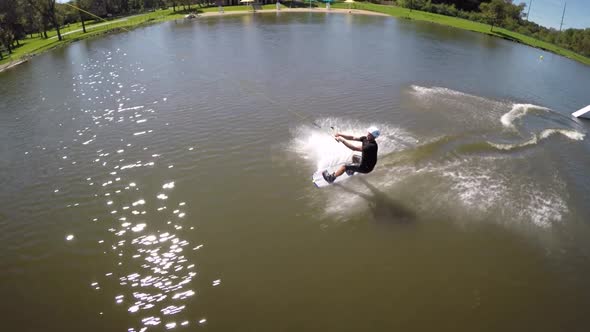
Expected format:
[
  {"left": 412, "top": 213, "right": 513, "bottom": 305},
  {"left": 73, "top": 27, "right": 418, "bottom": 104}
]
[{"left": 360, "top": 136, "right": 378, "bottom": 171}]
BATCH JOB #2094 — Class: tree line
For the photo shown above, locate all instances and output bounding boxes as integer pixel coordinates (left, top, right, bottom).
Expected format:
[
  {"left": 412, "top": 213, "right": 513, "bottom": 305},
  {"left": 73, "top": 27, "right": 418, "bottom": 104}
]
[
  {"left": 396, "top": 0, "right": 590, "bottom": 57},
  {"left": 0, "top": 0, "right": 213, "bottom": 59},
  {"left": 2, "top": 0, "right": 590, "bottom": 60}
]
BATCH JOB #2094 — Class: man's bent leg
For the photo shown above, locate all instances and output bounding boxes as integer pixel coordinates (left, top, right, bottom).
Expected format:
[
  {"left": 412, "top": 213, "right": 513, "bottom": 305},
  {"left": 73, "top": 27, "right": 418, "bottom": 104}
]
[{"left": 334, "top": 165, "right": 346, "bottom": 177}]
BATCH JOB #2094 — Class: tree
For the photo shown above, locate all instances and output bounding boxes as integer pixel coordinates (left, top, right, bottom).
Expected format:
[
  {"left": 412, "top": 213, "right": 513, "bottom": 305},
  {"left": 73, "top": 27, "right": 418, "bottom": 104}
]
[
  {"left": 429, "top": 0, "right": 488, "bottom": 12},
  {"left": 144, "top": 0, "right": 158, "bottom": 10},
  {"left": 0, "top": 27, "right": 15, "bottom": 54},
  {"left": 28, "top": 0, "right": 62, "bottom": 40},
  {"left": 398, "top": 0, "right": 426, "bottom": 12},
  {"left": 169, "top": 0, "right": 177, "bottom": 12},
  {"left": 89, "top": 0, "right": 108, "bottom": 17},
  {"left": 480, "top": 0, "right": 506, "bottom": 32},
  {"left": 75, "top": 0, "right": 89, "bottom": 33},
  {"left": 580, "top": 33, "right": 590, "bottom": 57},
  {"left": 504, "top": 0, "right": 525, "bottom": 21},
  {"left": 22, "top": 2, "right": 42, "bottom": 38},
  {"left": 58, "top": 2, "right": 79, "bottom": 25},
  {"left": 0, "top": 0, "right": 26, "bottom": 45},
  {"left": 178, "top": 0, "right": 194, "bottom": 11},
  {"left": 119, "top": 0, "right": 130, "bottom": 13}
]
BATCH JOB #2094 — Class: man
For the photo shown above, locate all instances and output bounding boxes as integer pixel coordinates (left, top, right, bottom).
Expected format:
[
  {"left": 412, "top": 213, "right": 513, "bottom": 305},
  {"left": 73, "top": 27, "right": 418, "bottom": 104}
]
[{"left": 322, "top": 126, "right": 380, "bottom": 183}]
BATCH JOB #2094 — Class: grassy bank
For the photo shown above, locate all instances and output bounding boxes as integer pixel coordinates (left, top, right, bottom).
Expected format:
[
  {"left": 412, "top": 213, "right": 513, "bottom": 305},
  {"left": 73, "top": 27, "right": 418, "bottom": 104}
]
[
  {"left": 1, "top": 3, "right": 589, "bottom": 70},
  {"left": 334, "top": 2, "right": 590, "bottom": 65}
]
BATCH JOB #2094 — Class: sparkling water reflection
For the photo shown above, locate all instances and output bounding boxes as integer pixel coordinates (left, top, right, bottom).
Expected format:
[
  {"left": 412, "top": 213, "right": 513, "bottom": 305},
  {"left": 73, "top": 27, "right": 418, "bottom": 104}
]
[{"left": 57, "top": 48, "right": 205, "bottom": 331}]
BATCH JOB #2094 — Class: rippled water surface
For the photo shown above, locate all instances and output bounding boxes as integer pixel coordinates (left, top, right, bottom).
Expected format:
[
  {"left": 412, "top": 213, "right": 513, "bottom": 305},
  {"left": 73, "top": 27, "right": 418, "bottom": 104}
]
[{"left": 2, "top": 12, "right": 590, "bottom": 332}]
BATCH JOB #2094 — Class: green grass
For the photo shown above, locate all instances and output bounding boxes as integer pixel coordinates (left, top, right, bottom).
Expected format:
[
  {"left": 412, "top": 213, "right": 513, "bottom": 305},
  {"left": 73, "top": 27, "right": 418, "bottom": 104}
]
[
  {"left": 2, "top": 3, "right": 589, "bottom": 68},
  {"left": 332, "top": 2, "right": 590, "bottom": 65}
]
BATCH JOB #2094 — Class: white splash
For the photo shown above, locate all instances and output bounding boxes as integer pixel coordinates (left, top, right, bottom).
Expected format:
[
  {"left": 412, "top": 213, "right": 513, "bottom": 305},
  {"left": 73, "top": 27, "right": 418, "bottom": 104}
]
[
  {"left": 488, "top": 128, "right": 585, "bottom": 151},
  {"left": 539, "top": 128, "right": 585, "bottom": 141},
  {"left": 441, "top": 161, "right": 567, "bottom": 228},
  {"left": 500, "top": 103, "right": 550, "bottom": 129},
  {"left": 410, "top": 85, "right": 470, "bottom": 98}
]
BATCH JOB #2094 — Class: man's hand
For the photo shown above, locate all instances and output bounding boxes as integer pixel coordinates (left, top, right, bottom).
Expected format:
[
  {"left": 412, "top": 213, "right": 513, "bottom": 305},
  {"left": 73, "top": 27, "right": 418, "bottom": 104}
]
[{"left": 338, "top": 137, "right": 362, "bottom": 152}]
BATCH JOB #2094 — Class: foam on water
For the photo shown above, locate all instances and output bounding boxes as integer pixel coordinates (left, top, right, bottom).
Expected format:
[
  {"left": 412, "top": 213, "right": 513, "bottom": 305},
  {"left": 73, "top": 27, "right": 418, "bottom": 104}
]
[
  {"left": 408, "top": 85, "right": 512, "bottom": 131},
  {"left": 409, "top": 85, "right": 585, "bottom": 152},
  {"left": 539, "top": 128, "right": 585, "bottom": 141},
  {"left": 409, "top": 85, "right": 500, "bottom": 107},
  {"left": 500, "top": 103, "right": 551, "bottom": 129},
  {"left": 410, "top": 85, "right": 470, "bottom": 98},
  {"left": 487, "top": 136, "right": 539, "bottom": 151},
  {"left": 440, "top": 160, "right": 567, "bottom": 228},
  {"left": 442, "top": 166, "right": 505, "bottom": 212},
  {"left": 488, "top": 129, "right": 585, "bottom": 151}
]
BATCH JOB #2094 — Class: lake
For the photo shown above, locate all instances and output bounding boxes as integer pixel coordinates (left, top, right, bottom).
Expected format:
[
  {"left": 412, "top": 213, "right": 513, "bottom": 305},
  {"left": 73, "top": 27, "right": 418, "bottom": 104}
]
[{"left": 1, "top": 11, "right": 590, "bottom": 332}]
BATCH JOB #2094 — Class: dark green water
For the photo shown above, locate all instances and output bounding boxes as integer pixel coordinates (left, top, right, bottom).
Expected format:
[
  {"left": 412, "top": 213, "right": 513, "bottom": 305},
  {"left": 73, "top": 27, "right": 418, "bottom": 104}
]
[{"left": 1, "top": 12, "right": 590, "bottom": 332}]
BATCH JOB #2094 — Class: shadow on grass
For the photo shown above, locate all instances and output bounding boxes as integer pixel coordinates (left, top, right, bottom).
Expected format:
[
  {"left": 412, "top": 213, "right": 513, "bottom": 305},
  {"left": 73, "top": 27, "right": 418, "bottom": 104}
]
[
  {"left": 493, "top": 30, "right": 519, "bottom": 43},
  {"left": 335, "top": 177, "right": 416, "bottom": 226},
  {"left": 493, "top": 29, "right": 555, "bottom": 53},
  {"left": 4, "top": 42, "right": 24, "bottom": 54},
  {"left": 287, "top": 1, "right": 320, "bottom": 8},
  {"left": 167, "top": 8, "right": 205, "bottom": 16}
]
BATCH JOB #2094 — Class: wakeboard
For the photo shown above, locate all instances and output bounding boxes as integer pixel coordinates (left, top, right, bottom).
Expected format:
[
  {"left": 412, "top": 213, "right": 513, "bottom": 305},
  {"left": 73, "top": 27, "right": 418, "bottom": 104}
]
[
  {"left": 312, "top": 166, "right": 353, "bottom": 188},
  {"left": 312, "top": 153, "right": 362, "bottom": 188}
]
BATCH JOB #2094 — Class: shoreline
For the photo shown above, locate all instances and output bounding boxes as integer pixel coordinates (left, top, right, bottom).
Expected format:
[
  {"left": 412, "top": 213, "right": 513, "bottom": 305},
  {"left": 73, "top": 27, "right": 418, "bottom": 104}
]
[
  {"left": 0, "top": 58, "right": 29, "bottom": 73},
  {"left": 196, "top": 8, "right": 390, "bottom": 17},
  {"left": 1, "top": 5, "right": 588, "bottom": 73},
  {"left": 0, "top": 8, "right": 385, "bottom": 74}
]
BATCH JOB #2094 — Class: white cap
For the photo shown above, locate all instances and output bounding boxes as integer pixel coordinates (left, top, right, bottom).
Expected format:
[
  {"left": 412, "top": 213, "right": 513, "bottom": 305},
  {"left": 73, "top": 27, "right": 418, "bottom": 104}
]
[{"left": 367, "top": 126, "right": 380, "bottom": 138}]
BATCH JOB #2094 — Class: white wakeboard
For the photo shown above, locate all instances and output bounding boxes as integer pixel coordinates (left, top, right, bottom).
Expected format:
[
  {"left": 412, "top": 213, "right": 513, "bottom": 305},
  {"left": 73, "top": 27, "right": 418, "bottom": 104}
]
[{"left": 312, "top": 166, "right": 353, "bottom": 188}]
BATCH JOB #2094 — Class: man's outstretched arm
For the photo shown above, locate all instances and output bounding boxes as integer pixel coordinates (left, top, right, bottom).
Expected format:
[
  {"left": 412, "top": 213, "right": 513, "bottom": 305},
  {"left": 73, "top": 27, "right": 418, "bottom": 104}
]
[
  {"left": 335, "top": 133, "right": 361, "bottom": 141},
  {"left": 336, "top": 137, "right": 362, "bottom": 152}
]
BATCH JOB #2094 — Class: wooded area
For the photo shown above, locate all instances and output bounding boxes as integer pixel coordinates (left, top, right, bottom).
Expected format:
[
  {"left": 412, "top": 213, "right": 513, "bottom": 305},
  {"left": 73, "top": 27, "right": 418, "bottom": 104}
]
[{"left": 397, "top": 0, "right": 590, "bottom": 57}]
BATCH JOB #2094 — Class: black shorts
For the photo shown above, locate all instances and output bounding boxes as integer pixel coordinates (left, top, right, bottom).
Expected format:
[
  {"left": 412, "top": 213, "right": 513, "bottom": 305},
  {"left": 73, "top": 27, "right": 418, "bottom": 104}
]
[{"left": 344, "top": 163, "right": 372, "bottom": 174}]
